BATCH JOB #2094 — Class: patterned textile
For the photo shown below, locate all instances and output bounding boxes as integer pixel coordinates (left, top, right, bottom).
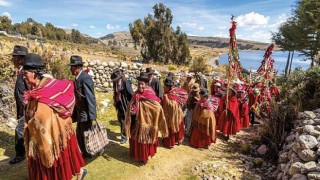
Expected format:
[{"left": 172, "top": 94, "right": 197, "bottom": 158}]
[
  {"left": 23, "top": 78, "right": 75, "bottom": 118},
  {"left": 166, "top": 87, "right": 188, "bottom": 107},
  {"left": 130, "top": 87, "right": 160, "bottom": 114},
  {"left": 84, "top": 121, "right": 109, "bottom": 155},
  {"left": 197, "top": 96, "right": 220, "bottom": 112}
]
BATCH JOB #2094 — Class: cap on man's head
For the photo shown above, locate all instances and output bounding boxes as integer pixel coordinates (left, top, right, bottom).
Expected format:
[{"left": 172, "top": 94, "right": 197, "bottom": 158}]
[
  {"left": 69, "top": 55, "right": 84, "bottom": 66},
  {"left": 12, "top": 45, "right": 28, "bottom": 56},
  {"left": 23, "top": 53, "right": 44, "bottom": 70}
]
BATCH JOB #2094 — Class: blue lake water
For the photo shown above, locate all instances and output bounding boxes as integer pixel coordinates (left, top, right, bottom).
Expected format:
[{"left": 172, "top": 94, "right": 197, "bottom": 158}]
[{"left": 219, "top": 51, "right": 311, "bottom": 74}]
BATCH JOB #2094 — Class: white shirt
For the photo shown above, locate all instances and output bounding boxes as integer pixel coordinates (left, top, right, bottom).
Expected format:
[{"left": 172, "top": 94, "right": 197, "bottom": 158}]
[{"left": 76, "top": 70, "right": 83, "bottom": 80}]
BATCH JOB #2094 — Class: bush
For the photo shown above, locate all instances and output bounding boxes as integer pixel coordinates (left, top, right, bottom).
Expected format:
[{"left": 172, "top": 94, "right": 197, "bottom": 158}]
[
  {"left": 190, "top": 56, "right": 208, "bottom": 73},
  {"left": 168, "top": 64, "right": 177, "bottom": 71}
]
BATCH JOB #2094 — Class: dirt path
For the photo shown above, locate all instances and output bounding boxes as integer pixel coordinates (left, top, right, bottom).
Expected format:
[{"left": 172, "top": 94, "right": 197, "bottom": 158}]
[{"left": 0, "top": 92, "right": 262, "bottom": 180}]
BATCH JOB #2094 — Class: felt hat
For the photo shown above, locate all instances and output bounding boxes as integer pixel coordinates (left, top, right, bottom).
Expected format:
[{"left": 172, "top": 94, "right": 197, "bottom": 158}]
[
  {"left": 12, "top": 45, "right": 28, "bottom": 56},
  {"left": 199, "top": 88, "right": 209, "bottom": 96},
  {"left": 137, "top": 72, "right": 150, "bottom": 82},
  {"left": 111, "top": 69, "right": 123, "bottom": 81},
  {"left": 145, "top": 67, "right": 155, "bottom": 75},
  {"left": 69, "top": 55, "right": 84, "bottom": 66},
  {"left": 23, "top": 53, "right": 45, "bottom": 70},
  {"left": 164, "top": 77, "right": 174, "bottom": 86}
]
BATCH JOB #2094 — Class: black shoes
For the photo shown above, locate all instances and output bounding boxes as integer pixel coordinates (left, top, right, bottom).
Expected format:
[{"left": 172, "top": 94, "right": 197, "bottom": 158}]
[
  {"left": 9, "top": 156, "right": 25, "bottom": 164},
  {"left": 120, "top": 140, "right": 127, "bottom": 144}
]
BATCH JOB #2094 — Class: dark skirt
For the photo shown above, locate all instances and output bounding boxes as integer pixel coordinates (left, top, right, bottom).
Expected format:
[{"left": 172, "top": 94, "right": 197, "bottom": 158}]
[
  {"left": 189, "top": 127, "right": 215, "bottom": 148},
  {"left": 129, "top": 138, "right": 158, "bottom": 163},
  {"left": 28, "top": 133, "right": 85, "bottom": 180},
  {"left": 163, "top": 121, "right": 185, "bottom": 148}
]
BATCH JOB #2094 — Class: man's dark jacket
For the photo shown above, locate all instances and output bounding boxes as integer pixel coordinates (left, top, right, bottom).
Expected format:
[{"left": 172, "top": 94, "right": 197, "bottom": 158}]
[
  {"left": 150, "top": 78, "right": 163, "bottom": 98},
  {"left": 113, "top": 77, "right": 133, "bottom": 113},
  {"left": 73, "top": 71, "right": 97, "bottom": 122},
  {"left": 14, "top": 72, "right": 28, "bottom": 119}
]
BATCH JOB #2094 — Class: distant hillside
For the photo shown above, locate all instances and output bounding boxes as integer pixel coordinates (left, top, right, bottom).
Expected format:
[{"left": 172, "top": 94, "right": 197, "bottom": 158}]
[{"left": 99, "top": 31, "right": 269, "bottom": 50}]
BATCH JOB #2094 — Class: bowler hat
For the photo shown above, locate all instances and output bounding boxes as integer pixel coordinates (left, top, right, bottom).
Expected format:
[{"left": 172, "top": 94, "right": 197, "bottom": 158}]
[
  {"left": 111, "top": 69, "right": 123, "bottom": 81},
  {"left": 199, "top": 88, "right": 209, "bottom": 96},
  {"left": 69, "top": 55, "right": 84, "bottom": 66},
  {"left": 145, "top": 67, "right": 155, "bottom": 75},
  {"left": 137, "top": 72, "right": 150, "bottom": 82},
  {"left": 164, "top": 77, "right": 174, "bottom": 86},
  {"left": 167, "top": 72, "right": 174, "bottom": 78},
  {"left": 12, "top": 45, "right": 28, "bottom": 56},
  {"left": 23, "top": 53, "right": 44, "bottom": 70}
]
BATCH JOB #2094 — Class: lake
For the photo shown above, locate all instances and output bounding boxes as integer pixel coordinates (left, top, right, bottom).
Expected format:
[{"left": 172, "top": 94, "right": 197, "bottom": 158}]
[{"left": 218, "top": 51, "right": 311, "bottom": 74}]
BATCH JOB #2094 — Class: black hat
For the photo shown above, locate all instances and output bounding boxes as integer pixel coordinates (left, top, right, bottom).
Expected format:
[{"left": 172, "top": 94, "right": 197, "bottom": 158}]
[
  {"left": 145, "top": 67, "right": 155, "bottom": 75},
  {"left": 23, "top": 53, "right": 44, "bottom": 70},
  {"left": 111, "top": 69, "right": 123, "bottom": 81},
  {"left": 167, "top": 72, "right": 174, "bottom": 78},
  {"left": 199, "top": 88, "right": 209, "bottom": 97},
  {"left": 137, "top": 72, "right": 150, "bottom": 82},
  {"left": 12, "top": 45, "right": 28, "bottom": 56},
  {"left": 69, "top": 55, "right": 84, "bottom": 66},
  {"left": 164, "top": 77, "right": 174, "bottom": 86}
]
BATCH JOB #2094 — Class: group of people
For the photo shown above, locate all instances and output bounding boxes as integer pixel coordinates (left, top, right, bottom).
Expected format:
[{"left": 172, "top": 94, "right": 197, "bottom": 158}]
[
  {"left": 8, "top": 44, "right": 280, "bottom": 179},
  {"left": 10, "top": 45, "right": 96, "bottom": 180}
]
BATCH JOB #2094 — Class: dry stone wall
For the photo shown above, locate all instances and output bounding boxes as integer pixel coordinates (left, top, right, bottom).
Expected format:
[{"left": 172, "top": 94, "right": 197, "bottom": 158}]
[{"left": 274, "top": 109, "right": 320, "bottom": 180}]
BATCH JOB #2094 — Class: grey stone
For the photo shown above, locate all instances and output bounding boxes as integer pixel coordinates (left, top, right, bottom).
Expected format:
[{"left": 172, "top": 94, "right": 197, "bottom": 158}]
[
  {"left": 108, "top": 61, "right": 115, "bottom": 67},
  {"left": 307, "top": 172, "right": 320, "bottom": 180},
  {"left": 95, "top": 74, "right": 100, "bottom": 79},
  {"left": 298, "top": 112, "right": 306, "bottom": 120},
  {"left": 115, "top": 62, "right": 120, "bottom": 67},
  {"left": 96, "top": 60, "right": 101, "bottom": 66},
  {"left": 290, "top": 174, "right": 307, "bottom": 180},
  {"left": 304, "top": 125, "right": 315, "bottom": 134},
  {"left": 277, "top": 172, "right": 283, "bottom": 180},
  {"left": 102, "top": 62, "right": 108, "bottom": 67},
  {"left": 316, "top": 163, "right": 320, "bottom": 172},
  {"left": 257, "top": 144, "right": 268, "bottom": 155},
  {"left": 120, "top": 62, "right": 128, "bottom": 68},
  {"left": 98, "top": 70, "right": 104, "bottom": 74},
  {"left": 303, "top": 120, "right": 315, "bottom": 125},
  {"left": 288, "top": 162, "right": 304, "bottom": 176},
  {"left": 314, "top": 119, "right": 320, "bottom": 125},
  {"left": 310, "top": 130, "right": 320, "bottom": 138},
  {"left": 298, "top": 135, "right": 318, "bottom": 149},
  {"left": 279, "top": 152, "right": 289, "bottom": 163},
  {"left": 89, "top": 60, "right": 96, "bottom": 66},
  {"left": 301, "top": 161, "right": 317, "bottom": 173},
  {"left": 103, "top": 82, "right": 109, "bottom": 88},
  {"left": 290, "top": 142, "right": 301, "bottom": 153},
  {"left": 305, "top": 111, "right": 317, "bottom": 119},
  {"left": 136, "top": 63, "right": 143, "bottom": 68},
  {"left": 286, "top": 134, "right": 296, "bottom": 143},
  {"left": 298, "top": 149, "right": 318, "bottom": 161},
  {"left": 315, "top": 125, "right": 320, "bottom": 132}
]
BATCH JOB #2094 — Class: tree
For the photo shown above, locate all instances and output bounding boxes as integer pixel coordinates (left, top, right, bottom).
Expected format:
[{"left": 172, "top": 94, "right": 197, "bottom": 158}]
[
  {"left": 129, "top": 3, "right": 190, "bottom": 65},
  {"left": 0, "top": 16, "right": 13, "bottom": 32},
  {"left": 70, "top": 29, "right": 82, "bottom": 43}
]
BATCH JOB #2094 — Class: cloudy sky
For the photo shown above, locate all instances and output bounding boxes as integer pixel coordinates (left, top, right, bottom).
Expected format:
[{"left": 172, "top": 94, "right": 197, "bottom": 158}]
[{"left": 0, "top": 0, "right": 297, "bottom": 43}]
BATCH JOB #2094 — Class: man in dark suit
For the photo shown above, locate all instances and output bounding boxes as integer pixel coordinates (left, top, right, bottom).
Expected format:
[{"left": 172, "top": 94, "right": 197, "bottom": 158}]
[
  {"left": 111, "top": 69, "right": 133, "bottom": 144},
  {"left": 146, "top": 67, "right": 163, "bottom": 98},
  {"left": 9, "top": 45, "right": 28, "bottom": 164},
  {"left": 70, "top": 55, "right": 97, "bottom": 158}
]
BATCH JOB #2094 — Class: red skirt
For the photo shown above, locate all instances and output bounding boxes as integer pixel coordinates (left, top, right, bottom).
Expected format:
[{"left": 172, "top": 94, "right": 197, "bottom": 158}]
[
  {"left": 241, "top": 115, "right": 250, "bottom": 128},
  {"left": 28, "top": 133, "right": 85, "bottom": 180},
  {"left": 163, "top": 121, "right": 185, "bottom": 148},
  {"left": 218, "top": 113, "right": 240, "bottom": 136},
  {"left": 129, "top": 138, "right": 158, "bottom": 163},
  {"left": 189, "top": 127, "right": 215, "bottom": 148}
]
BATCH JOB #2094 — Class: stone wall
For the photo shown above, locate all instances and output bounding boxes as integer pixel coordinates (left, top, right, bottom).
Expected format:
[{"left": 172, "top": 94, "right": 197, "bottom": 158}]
[{"left": 274, "top": 109, "right": 320, "bottom": 180}]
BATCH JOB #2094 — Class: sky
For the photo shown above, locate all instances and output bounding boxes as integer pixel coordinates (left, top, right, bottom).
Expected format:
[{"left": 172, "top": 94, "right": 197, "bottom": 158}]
[{"left": 0, "top": 0, "right": 298, "bottom": 43}]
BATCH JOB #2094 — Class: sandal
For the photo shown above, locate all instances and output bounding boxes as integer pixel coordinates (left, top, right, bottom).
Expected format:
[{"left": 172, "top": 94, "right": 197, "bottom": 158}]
[{"left": 9, "top": 156, "right": 25, "bottom": 164}]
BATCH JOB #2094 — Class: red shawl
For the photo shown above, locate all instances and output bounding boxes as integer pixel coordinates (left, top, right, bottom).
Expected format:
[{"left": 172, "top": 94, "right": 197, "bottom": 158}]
[
  {"left": 130, "top": 87, "right": 160, "bottom": 114},
  {"left": 23, "top": 78, "right": 75, "bottom": 118},
  {"left": 166, "top": 87, "right": 188, "bottom": 107}
]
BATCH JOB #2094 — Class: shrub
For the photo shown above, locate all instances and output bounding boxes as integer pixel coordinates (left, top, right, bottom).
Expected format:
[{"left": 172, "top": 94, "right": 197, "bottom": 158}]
[
  {"left": 190, "top": 56, "right": 208, "bottom": 73},
  {"left": 168, "top": 64, "right": 177, "bottom": 71}
]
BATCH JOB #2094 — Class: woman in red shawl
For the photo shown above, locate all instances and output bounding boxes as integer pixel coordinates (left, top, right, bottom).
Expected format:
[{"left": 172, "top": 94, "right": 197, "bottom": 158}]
[
  {"left": 23, "top": 54, "right": 86, "bottom": 180},
  {"left": 218, "top": 85, "right": 240, "bottom": 140},
  {"left": 237, "top": 86, "right": 250, "bottom": 128},
  {"left": 125, "top": 72, "right": 168, "bottom": 164},
  {"left": 190, "top": 88, "right": 217, "bottom": 148},
  {"left": 162, "top": 77, "right": 188, "bottom": 148}
]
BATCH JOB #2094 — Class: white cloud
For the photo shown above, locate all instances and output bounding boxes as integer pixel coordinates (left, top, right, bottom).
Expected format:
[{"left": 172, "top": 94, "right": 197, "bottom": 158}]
[
  {"left": 0, "top": 0, "right": 11, "bottom": 7},
  {"left": 269, "top": 13, "right": 288, "bottom": 28},
  {"left": 89, "top": 25, "right": 95, "bottom": 29},
  {"left": 96, "top": 32, "right": 102, "bottom": 35},
  {"left": 237, "top": 31, "right": 271, "bottom": 43},
  {"left": 71, "top": 23, "right": 78, "bottom": 27},
  {"left": 1, "top": 12, "right": 11, "bottom": 19},
  {"left": 178, "top": 22, "right": 204, "bottom": 31},
  {"left": 218, "top": 26, "right": 227, "bottom": 30},
  {"left": 214, "top": 32, "right": 228, "bottom": 38},
  {"left": 106, "top": 24, "right": 121, "bottom": 30},
  {"left": 236, "top": 12, "right": 269, "bottom": 29}
]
